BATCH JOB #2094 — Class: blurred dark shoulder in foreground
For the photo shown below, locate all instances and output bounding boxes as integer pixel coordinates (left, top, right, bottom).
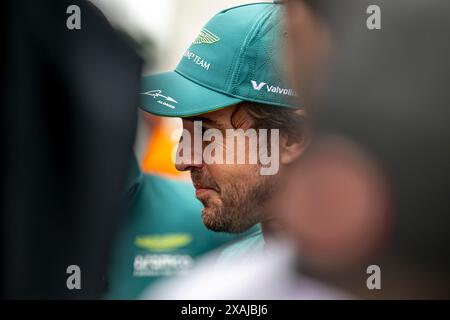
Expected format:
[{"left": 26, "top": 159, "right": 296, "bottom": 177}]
[{"left": 1, "top": 0, "right": 142, "bottom": 298}]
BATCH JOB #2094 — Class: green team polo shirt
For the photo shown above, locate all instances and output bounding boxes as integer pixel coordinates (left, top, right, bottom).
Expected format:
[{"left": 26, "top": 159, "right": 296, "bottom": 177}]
[
  {"left": 104, "top": 156, "right": 251, "bottom": 299},
  {"left": 215, "top": 230, "right": 265, "bottom": 267}
]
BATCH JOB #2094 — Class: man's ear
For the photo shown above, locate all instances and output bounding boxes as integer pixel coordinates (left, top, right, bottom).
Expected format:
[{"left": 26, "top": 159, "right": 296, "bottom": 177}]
[{"left": 280, "top": 109, "right": 309, "bottom": 165}]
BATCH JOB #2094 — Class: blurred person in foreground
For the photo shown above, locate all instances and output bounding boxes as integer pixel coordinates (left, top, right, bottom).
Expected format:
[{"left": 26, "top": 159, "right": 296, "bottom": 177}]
[
  {"left": 1, "top": 0, "right": 142, "bottom": 298},
  {"left": 139, "top": 2, "right": 308, "bottom": 264},
  {"left": 285, "top": 0, "right": 450, "bottom": 298},
  {"left": 145, "top": 0, "right": 450, "bottom": 299}
]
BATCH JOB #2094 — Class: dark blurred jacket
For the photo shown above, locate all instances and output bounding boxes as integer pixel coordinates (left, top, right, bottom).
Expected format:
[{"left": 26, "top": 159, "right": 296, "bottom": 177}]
[{"left": 1, "top": 0, "right": 142, "bottom": 298}]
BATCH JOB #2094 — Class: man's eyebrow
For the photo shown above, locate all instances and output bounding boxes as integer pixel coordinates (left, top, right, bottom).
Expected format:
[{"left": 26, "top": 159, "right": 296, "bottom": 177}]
[{"left": 185, "top": 116, "right": 224, "bottom": 128}]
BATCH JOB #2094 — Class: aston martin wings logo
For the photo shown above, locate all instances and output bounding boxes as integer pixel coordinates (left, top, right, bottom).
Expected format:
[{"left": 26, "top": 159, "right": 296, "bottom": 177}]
[
  {"left": 193, "top": 28, "right": 220, "bottom": 44},
  {"left": 135, "top": 233, "right": 193, "bottom": 251}
]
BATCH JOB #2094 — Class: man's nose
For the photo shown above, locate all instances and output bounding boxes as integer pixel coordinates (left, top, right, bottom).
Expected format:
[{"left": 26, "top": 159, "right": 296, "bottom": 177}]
[{"left": 174, "top": 138, "right": 203, "bottom": 172}]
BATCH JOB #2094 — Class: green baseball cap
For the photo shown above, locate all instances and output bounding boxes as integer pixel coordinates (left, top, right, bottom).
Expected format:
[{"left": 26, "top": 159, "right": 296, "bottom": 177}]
[{"left": 140, "top": 2, "right": 298, "bottom": 118}]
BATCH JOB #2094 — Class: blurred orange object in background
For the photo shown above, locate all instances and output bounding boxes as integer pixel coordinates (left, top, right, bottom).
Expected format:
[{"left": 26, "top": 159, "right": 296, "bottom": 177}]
[{"left": 140, "top": 115, "right": 189, "bottom": 180}]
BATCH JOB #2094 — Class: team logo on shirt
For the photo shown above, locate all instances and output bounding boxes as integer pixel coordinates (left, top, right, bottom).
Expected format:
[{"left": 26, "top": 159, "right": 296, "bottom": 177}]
[
  {"left": 133, "top": 233, "right": 194, "bottom": 277},
  {"left": 193, "top": 28, "right": 220, "bottom": 44},
  {"left": 134, "top": 233, "right": 192, "bottom": 251},
  {"left": 133, "top": 254, "right": 193, "bottom": 277}
]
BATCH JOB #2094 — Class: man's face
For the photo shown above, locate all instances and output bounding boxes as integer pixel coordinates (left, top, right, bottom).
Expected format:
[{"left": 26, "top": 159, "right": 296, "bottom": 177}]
[{"left": 175, "top": 105, "right": 279, "bottom": 233}]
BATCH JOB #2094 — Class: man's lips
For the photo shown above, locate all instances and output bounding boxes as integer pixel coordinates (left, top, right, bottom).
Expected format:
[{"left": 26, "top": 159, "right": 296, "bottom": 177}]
[{"left": 193, "top": 184, "right": 218, "bottom": 196}]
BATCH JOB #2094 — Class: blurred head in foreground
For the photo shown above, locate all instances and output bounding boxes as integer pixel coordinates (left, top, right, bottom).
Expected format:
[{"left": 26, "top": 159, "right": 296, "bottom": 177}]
[{"left": 282, "top": 0, "right": 450, "bottom": 298}]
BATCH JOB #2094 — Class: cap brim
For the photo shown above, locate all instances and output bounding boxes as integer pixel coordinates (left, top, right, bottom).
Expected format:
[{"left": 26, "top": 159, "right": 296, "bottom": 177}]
[{"left": 139, "top": 71, "right": 243, "bottom": 117}]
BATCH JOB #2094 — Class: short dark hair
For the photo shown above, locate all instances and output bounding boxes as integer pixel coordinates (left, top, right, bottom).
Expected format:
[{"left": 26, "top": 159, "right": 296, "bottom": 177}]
[{"left": 231, "top": 102, "right": 305, "bottom": 141}]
